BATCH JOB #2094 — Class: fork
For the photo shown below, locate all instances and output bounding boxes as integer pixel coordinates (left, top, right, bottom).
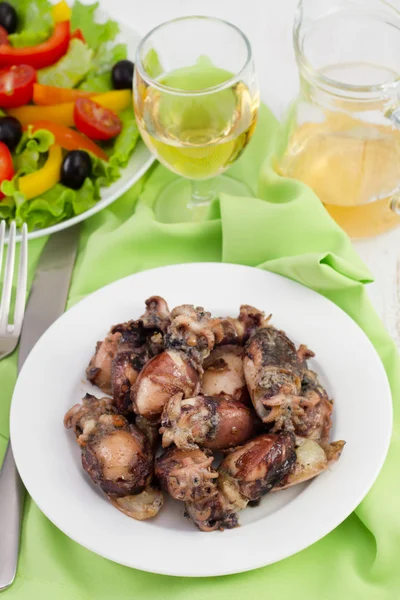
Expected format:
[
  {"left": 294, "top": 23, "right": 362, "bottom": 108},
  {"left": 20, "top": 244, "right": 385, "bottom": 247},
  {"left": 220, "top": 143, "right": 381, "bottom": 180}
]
[
  {"left": 0, "top": 221, "right": 28, "bottom": 358},
  {"left": 0, "top": 220, "right": 28, "bottom": 592}
]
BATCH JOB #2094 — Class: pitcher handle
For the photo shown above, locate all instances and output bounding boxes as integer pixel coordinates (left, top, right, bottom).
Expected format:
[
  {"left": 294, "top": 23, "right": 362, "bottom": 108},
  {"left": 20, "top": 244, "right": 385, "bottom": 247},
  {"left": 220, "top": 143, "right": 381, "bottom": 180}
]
[{"left": 386, "top": 106, "right": 400, "bottom": 215}]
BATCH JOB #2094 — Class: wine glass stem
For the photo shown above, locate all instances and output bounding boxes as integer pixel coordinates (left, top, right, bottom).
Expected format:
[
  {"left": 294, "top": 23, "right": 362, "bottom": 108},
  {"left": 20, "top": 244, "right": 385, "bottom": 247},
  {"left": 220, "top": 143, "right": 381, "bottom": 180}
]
[{"left": 189, "top": 179, "right": 216, "bottom": 208}]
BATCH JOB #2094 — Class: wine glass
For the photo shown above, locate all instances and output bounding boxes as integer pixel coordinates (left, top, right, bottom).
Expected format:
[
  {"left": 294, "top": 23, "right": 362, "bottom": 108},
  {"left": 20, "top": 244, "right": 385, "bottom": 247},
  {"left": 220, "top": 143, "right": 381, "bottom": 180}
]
[{"left": 134, "top": 16, "right": 260, "bottom": 223}]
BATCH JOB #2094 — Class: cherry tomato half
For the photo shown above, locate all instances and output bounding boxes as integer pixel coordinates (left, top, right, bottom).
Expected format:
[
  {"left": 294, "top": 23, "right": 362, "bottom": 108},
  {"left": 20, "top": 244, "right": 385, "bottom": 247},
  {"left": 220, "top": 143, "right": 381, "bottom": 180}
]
[
  {"left": 0, "top": 64, "right": 36, "bottom": 108},
  {"left": 0, "top": 21, "right": 70, "bottom": 69},
  {"left": 0, "top": 140, "right": 14, "bottom": 199},
  {"left": 73, "top": 97, "right": 122, "bottom": 141},
  {"left": 0, "top": 25, "right": 9, "bottom": 46}
]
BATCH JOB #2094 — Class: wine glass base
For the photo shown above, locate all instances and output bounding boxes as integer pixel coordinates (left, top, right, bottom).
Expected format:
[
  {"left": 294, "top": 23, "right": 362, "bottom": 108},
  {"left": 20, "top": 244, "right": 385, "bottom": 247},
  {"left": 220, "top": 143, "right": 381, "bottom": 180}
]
[{"left": 154, "top": 175, "right": 252, "bottom": 223}]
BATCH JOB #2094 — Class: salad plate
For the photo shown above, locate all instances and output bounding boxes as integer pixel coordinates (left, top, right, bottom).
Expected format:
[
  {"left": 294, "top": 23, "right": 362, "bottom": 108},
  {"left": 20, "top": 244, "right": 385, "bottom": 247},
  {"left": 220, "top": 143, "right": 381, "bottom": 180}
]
[
  {"left": 10, "top": 263, "right": 392, "bottom": 576},
  {"left": 0, "top": 1, "right": 154, "bottom": 242}
]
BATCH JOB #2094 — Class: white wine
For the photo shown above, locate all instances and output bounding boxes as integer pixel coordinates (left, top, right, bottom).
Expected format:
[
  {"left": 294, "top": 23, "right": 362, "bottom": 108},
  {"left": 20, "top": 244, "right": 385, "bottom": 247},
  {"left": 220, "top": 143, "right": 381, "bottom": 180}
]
[{"left": 135, "top": 59, "right": 259, "bottom": 179}]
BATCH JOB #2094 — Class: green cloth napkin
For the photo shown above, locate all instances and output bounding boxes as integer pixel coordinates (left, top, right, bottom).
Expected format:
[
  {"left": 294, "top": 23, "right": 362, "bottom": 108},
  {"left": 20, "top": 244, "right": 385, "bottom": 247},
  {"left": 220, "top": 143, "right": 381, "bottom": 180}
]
[{"left": 1, "top": 105, "right": 399, "bottom": 599}]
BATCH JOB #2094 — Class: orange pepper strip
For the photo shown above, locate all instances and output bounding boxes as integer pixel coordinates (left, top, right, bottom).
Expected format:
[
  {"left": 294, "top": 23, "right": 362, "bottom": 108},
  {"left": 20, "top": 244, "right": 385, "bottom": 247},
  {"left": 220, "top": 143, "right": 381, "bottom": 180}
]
[
  {"left": 7, "top": 90, "right": 132, "bottom": 127},
  {"left": 33, "top": 84, "right": 95, "bottom": 106},
  {"left": 29, "top": 121, "right": 109, "bottom": 161}
]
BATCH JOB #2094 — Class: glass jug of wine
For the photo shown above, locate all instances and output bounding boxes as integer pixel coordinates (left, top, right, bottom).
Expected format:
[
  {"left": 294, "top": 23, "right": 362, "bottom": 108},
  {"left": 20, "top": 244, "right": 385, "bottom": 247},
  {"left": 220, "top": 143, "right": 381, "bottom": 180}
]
[
  {"left": 134, "top": 16, "right": 260, "bottom": 223},
  {"left": 277, "top": 0, "right": 400, "bottom": 238}
]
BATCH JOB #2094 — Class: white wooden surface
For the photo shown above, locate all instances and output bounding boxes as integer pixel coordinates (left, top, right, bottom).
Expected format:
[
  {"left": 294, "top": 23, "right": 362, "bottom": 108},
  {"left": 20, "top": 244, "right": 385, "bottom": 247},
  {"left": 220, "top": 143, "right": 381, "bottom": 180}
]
[{"left": 99, "top": 0, "right": 400, "bottom": 347}]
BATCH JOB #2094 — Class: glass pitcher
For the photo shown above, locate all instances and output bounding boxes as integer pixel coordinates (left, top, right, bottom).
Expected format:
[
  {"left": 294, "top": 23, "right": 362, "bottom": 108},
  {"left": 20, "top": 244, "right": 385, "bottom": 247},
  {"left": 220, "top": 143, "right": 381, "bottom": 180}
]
[{"left": 277, "top": 0, "right": 400, "bottom": 238}]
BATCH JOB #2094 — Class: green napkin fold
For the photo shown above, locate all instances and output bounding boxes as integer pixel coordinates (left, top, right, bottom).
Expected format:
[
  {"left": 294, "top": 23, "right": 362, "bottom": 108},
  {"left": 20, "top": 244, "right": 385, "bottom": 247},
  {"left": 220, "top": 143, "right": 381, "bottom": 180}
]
[{"left": 1, "top": 105, "right": 399, "bottom": 599}]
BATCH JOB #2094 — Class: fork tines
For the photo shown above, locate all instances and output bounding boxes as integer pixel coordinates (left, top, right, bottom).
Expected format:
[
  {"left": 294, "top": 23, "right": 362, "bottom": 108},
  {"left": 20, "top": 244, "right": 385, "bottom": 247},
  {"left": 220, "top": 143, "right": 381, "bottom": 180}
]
[{"left": 0, "top": 221, "right": 28, "bottom": 336}]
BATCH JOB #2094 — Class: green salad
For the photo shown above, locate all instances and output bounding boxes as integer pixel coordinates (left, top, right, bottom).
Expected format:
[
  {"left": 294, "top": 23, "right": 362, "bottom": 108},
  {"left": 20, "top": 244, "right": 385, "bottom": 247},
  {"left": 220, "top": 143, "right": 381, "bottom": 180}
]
[{"left": 0, "top": 0, "right": 142, "bottom": 231}]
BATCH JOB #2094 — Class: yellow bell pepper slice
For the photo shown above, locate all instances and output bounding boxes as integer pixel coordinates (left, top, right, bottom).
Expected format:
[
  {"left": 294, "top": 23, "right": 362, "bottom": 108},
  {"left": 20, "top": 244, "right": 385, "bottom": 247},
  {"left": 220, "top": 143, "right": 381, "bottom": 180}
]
[
  {"left": 7, "top": 90, "right": 132, "bottom": 127},
  {"left": 52, "top": 1, "right": 72, "bottom": 23},
  {"left": 19, "top": 145, "right": 63, "bottom": 200},
  {"left": 94, "top": 90, "right": 133, "bottom": 114},
  {"left": 9, "top": 104, "right": 75, "bottom": 128}
]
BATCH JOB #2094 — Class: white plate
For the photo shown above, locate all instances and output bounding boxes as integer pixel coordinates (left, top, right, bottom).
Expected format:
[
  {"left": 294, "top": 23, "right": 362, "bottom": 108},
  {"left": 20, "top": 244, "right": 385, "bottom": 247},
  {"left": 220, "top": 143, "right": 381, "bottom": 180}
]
[
  {"left": 10, "top": 263, "right": 392, "bottom": 577},
  {"left": 8, "top": 16, "right": 154, "bottom": 243}
]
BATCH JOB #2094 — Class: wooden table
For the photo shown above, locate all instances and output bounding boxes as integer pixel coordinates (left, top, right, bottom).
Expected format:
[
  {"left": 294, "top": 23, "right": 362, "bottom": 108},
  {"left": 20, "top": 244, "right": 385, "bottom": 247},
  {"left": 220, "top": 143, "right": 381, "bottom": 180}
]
[{"left": 99, "top": 0, "right": 400, "bottom": 347}]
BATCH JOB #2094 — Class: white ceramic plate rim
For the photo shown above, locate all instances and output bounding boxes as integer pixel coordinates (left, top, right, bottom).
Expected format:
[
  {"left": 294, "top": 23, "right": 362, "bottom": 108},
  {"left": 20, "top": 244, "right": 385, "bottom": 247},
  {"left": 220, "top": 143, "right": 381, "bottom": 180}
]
[
  {"left": 6, "top": 13, "right": 154, "bottom": 243},
  {"left": 10, "top": 263, "right": 393, "bottom": 577}
]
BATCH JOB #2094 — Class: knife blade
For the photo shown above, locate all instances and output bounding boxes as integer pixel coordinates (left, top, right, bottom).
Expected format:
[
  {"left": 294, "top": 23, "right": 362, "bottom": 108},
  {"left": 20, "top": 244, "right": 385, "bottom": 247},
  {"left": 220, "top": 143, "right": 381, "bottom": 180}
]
[
  {"left": 18, "top": 226, "right": 80, "bottom": 369},
  {"left": 0, "top": 225, "right": 80, "bottom": 592}
]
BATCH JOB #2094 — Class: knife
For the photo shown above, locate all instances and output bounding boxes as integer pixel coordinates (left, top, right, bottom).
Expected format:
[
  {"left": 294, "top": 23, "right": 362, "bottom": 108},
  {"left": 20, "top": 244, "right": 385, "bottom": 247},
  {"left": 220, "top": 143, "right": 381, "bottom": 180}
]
[{"left": 0, "top": 225, "right": 80, "bottom": 592}]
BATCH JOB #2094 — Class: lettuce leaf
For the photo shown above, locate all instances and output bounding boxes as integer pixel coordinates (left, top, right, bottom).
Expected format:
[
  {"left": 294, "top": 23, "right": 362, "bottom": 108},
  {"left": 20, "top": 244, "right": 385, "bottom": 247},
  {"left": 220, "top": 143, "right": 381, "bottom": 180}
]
[
  {"left": 17, "top": 188, "right": 74, "bottom": 230},
  {"left": 15, "top": 127, "right": 55, "bottom": 175},
  {"left": 1, "top": 177, "right": 27, "bottom": 210},
  {"left": 78, "top": 73, "right": 111, "bottom": 93},
  {"left": 92, "top": 42, "right": 127, "bottom": 76},
  {"left": 38, "top": 39, "right": 93, "bottom": 88},
  {"left": 108, "top": 108, "right": 140, "bottom": 168},
  {"left": 16, "top": 127, "right": 54, "bottom": 156},
  {"left": 71, "top": 1, "right": 119, "bottom": 51},
  {"left": 70, "top": 178, "right": 99, "bottom": 215},
  {"left": 0, "top": 196, "right": 16, "bottom": 222},
  {"left": 71, "top": 1, "right": 128, "bottom": 92},
  {"left": 1, "top": 173, "right": 101, "bottom": 230},
  {"left": 15, "top": 179, "right": 101, "bottom": 230},
  {"left": 7, "top": 0, "right": 53, "bottom": 48},
  {"left": 79, "top": 42, "right": 127, "bottom": 92},
  {"left": 89, "top": 153, "right": 120, "bottom": 190}
]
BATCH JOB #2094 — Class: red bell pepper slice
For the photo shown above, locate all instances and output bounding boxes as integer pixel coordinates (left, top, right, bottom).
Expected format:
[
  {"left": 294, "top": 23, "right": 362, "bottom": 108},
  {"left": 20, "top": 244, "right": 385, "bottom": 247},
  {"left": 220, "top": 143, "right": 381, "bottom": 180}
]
[
  {"left": 71, "top": 29, "right": 86, "bottom": 44},
  {"left": 0, "top": 21, "right": 70, "bottom": 70}
]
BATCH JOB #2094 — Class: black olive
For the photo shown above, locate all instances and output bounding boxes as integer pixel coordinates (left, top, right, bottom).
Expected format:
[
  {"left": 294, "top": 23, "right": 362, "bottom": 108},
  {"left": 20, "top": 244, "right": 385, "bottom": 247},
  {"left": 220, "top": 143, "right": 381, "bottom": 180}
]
[
  {"left": 0, "top": 2, "right": 17, "bottom": 34},
  {"left": 61, "top": 150, "right": 92, "bottom": 190},
  {"left": 112, "top": 60, "right": 134, "bottom": 90},
  {"left": 0, "top": 116, "right": 22, "bottom": 151}
]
